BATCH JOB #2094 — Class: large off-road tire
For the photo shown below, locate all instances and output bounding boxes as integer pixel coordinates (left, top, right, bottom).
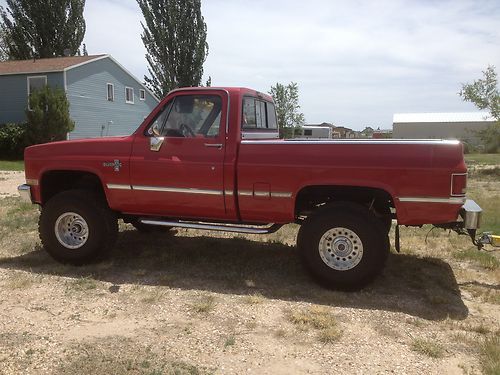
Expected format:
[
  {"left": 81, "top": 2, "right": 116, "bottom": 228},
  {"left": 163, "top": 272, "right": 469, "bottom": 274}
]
[
  {"left": 39, "top": 190, "right": 118, "bottom": 265},
  {"left": 297, "top": 202, "right": 389, "bottom": 290}
]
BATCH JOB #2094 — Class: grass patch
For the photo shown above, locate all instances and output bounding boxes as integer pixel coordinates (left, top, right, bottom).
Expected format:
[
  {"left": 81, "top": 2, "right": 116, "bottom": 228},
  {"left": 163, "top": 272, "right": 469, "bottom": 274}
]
[
  {"left": 66, "top": 276, "right": 98, "bottom": 292},
  {"left": 480, "top": 335, "right": 500, "bottom": 375},
  {"left": 287, "top": 306, "right": 341, "bottom": 343},
  {"left": 58, "top": 339, "right": 207, "bottom": 375},
  {"left": 242, "top": 293, "right": 265, "bottom": 305},
  {"left": 190, "top": 295, "right": 216, "bottom": 314},
  {"left": 465, "top": 154, "right": 500, "bottom": 166},
  {"left": 5, "top": 272, "right": 36, "bottom": 289},
  {"left": 224, "top": 335, "right": 235, "bottom": 348},
  {"left": 0, "top": 160, "right": 24, "bottom": 171},
  {"left": 453, "top": 249, "right": 499, "bottom": 270},
  {"left": 318, "top": 327, "right": 342, "bottom": 343},
  {"left": 411, "top": 338, "right": 445, "bottom": 358},
  {"left": 141, "top": 289, "right": 164, "bottom": 304}
]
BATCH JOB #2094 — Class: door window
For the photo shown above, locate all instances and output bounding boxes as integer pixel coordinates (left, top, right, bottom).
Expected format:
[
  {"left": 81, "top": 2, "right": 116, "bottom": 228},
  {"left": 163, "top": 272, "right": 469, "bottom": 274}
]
[{"left": 156, "top": 95, "right": 222, "bottom": 138}]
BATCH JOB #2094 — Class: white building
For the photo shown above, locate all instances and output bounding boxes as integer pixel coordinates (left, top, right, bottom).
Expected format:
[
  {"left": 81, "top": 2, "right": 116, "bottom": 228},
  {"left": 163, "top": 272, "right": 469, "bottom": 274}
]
[{"left": 393, "top": 112, "right": 495, "bottom": 146}]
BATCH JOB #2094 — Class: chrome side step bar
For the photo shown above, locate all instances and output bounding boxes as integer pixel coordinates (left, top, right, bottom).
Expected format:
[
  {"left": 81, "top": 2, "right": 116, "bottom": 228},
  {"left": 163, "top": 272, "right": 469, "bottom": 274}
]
[{"left": 139, "top": 219, "right": 282, "bottom": 234}]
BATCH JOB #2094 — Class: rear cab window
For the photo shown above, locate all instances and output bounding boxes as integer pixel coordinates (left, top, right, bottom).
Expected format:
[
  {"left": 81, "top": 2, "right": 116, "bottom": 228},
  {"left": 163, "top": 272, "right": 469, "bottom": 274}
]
[{"left": 242, "top": 97, "right": 278, "bottom": 133}]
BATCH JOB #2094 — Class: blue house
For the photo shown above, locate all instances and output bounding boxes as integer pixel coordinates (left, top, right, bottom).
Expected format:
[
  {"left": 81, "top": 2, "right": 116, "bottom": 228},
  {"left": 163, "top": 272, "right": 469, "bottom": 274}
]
[{"left": 0, "top": 54, "right": 159, "bottom": 139}]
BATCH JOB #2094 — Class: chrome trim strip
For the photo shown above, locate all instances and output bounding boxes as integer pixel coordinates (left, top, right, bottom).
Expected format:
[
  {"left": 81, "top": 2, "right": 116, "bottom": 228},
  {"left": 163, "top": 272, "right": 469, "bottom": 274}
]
[
  {"left": 241, "top": 139, "right": 461, "bottom": 145},
  {"left": 238, "top": 190, "right": 253, "bottom": 196},
  {"left": 254, "top": 191, "right": 270, "bottom": 197},
  {"left": 241, "top": 131, "right": 279, "bottom": 140},
  {"left": 224, "top": 190, "right": 234, "bottom": 196},
  {"left": 398, "top": 196, "right": 466, "bottom": 204},
  {"left": 133, "top": 185, "right": 223, "bottom": 196},
  {"left": 139, "top": 219, "right": 282, "bottom": 234},
  {"left": 107, "top": 183, "right": 132, "bottom": 190},
  {"left": 271, "top": 192, "right": 293, "bottom": 198}
]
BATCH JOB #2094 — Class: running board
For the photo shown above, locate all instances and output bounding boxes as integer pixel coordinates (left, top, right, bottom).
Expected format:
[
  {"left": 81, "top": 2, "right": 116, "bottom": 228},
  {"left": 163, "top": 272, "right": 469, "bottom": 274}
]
[{"left": 139, "top": 219, "right": 282, "bottom": 235}]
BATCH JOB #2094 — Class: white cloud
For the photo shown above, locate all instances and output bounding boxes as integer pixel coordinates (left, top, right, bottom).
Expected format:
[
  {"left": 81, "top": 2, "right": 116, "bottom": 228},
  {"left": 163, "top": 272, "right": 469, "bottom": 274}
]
[{"left": 2, "top": 0, "right": 499, "bottom": 129}]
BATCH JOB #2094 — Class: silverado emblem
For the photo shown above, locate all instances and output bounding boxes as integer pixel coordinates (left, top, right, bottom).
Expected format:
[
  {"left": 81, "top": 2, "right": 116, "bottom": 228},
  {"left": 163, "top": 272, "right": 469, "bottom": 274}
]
[{"left": 103, "top": 159, "right": 122, "bottom": 172}]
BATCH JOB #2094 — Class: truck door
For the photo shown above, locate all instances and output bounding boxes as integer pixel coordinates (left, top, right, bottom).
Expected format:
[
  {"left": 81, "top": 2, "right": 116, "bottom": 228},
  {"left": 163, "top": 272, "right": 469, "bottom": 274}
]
[{"left": 129, "top": 91, "right": 228, "bottom": 220}]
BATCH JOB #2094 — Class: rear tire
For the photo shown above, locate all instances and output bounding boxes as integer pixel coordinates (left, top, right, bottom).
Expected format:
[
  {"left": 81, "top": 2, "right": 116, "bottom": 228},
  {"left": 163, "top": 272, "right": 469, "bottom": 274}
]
[
  {"left": 39, "top": 190, "right": 117, "bottom": 265},
  {"left": 297, "top": 202, "right": 389, "bottom": 290}
]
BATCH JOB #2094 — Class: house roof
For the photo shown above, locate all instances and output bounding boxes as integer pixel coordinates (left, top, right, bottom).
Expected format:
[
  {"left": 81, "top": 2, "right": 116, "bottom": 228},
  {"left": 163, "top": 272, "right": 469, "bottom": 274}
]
[
  {"left": 0, "top": 55, "right": 107, "bottom": 75},
  {"left": 0, "top": 54, "right": 159, "bottom": 102},
  {"left": 393, "top": 112, "right": 495, "bottom": 124}
]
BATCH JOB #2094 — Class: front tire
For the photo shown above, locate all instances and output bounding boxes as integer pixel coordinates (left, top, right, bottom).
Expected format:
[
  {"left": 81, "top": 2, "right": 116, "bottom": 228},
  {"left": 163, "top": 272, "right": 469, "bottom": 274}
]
[
  {"left": 39, "top": 190, "right": 118, "bottom": 265},
  {"left": 297, "top": 203, "right": 389, "bottom": 290}
]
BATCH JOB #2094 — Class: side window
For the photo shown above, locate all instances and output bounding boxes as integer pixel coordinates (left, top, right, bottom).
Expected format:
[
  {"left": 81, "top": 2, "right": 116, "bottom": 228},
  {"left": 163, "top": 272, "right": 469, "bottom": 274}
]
[
  {"left": 242, "top": 98, "right": 257, "bottom": 127},
  {"left": 242, "top": 97, "right": 277, "bottom": 130},
  {"left": 107, "top": 83, "right": 114, "bottom": 101},
  {"left": 266, "top": 102, "right": 278, "bottom": 129},
  {"left": 161, "top": 95, "right": 222, "bottom": 138},
  {"left": 146, "top": 100, "right": 173, "bottom": 136}
]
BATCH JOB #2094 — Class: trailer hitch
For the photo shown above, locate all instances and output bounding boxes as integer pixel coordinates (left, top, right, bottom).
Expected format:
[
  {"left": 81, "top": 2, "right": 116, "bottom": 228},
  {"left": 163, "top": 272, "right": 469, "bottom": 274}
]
[{"left": 473, "top": 232, "right": 500, "bottom": 250}]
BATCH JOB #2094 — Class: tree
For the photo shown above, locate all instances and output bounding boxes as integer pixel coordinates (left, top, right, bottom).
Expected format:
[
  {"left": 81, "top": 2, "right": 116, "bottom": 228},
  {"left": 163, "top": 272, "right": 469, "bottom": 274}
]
[
  {"left": 137, "top": 0, "right": 209, "bottom": 99},
  {"left": 269, "top": 82, "right": 305, "bottom": 138},
  {"left": 26, "top": 86, "right": 75, "bottom": 144},
  {"left": 0, "top": 29, "right": 8, "bottom": 60},
  {"left": 0, "top": 0, "right": 86, "bottom": 60},
  {"left": 460, "top": 65, "right": 500, "bottom": 153}
]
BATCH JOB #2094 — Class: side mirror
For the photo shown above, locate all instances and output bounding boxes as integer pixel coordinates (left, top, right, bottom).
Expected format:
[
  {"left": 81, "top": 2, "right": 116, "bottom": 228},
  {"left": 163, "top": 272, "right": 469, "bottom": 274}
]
[{"left": 150, "top": 136, "right": 164, "bottom": 152}]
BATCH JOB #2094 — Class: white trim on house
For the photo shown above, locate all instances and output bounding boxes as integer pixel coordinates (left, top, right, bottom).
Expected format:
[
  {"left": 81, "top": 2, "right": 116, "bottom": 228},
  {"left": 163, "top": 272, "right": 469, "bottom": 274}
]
[
  {"left": 27, "top": 75, "right": 47, "bottom": 110},
  {"left": 62, "top": 54, "right": 109, "bottom": 72},
  {"left": 106, "top": 83, "right": 115, "bottom": 102},
  {"left": 139, "top": 89, "right": 146, "bottom": 101},
  {"left": 125, "top": 86, "right": 134, "bottom": 104}
]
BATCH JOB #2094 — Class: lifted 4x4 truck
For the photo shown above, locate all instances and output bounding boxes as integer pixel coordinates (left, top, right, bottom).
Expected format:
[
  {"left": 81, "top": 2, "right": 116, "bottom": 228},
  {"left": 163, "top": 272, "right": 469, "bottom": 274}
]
[{"left": 19, "top": 87, "right": 486, "bottom": 290}]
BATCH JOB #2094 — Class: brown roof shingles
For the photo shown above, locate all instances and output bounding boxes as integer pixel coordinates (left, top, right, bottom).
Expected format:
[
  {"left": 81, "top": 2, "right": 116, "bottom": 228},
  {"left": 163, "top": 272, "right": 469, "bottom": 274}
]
[{"left": 0, "top": 55, "right": 106, "bottom": 75}]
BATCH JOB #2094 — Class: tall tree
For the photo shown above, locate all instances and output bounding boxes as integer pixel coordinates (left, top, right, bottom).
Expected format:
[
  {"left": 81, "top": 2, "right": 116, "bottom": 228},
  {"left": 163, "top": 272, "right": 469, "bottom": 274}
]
[
  {"left": 269, "top": 82, "right": 305, "bottom": 138},
  {"left": 0, "top": 0, "right": 86, "bottom": 60},
  {"left": 0, "top": 28, "right": 8, "bottom": 60},
  {"left": 137, "top": 0, "right": 209, "bottom": 98},
  {"left": 460, "top": 65, "right": 500, "bottom": 153}
]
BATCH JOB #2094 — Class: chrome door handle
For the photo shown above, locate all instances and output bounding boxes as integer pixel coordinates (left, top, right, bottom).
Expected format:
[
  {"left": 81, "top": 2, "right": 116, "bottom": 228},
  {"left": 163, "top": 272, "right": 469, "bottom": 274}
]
[{"left": 204, "top": 143, "right": 223, "bottom": 150}]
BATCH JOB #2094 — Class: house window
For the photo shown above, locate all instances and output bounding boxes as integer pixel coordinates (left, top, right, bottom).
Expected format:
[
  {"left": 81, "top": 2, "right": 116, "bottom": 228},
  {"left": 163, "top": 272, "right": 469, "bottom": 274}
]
[
  {"left": 27, "top": 76, "right": 47, "bottom": 110},
  {"left": 125, "top": 87, "right": 134, "bottom": 104},
  {"left": 139, "top": 89, "right": 146, "bottom": 101},
  {"left": 107, "top": 83, "right": 114, "bottom": 101}
]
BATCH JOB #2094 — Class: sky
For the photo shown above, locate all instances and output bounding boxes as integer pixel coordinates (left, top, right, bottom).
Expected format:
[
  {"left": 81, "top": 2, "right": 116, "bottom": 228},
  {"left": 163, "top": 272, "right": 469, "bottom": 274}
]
[{"left": 2, "top": 0, "right": 500, "bottom": 130}]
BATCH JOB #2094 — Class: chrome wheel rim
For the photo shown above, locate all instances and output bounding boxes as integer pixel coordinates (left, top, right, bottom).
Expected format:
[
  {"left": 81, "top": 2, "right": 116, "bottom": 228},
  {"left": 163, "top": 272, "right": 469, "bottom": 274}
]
[
  {"left": 54, "top": 212, "right": 89, "bottom": 249},
  {"left": 318, "top": 227, "right": 363, "bottom": 271}
]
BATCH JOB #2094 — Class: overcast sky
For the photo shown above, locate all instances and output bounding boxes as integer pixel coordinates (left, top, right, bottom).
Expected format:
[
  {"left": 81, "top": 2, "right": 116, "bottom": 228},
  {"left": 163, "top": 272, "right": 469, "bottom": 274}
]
[{"left": 2, "top": 0, "right": 499, "bottom": 130}]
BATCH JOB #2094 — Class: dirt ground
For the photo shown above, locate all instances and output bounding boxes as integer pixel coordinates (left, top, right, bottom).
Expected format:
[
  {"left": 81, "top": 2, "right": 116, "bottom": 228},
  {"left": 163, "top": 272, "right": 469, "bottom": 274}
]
[
  {"left": 0, "top": 171, "right": 498, "bottom": 374},
  {"left": 0, "top": 171, "right": 25, "bottom": 198}
]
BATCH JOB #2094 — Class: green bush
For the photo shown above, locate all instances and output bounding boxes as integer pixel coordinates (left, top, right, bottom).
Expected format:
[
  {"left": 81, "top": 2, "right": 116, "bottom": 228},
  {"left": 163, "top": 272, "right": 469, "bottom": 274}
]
[
  {"left": 25, "top": 86, "right": 74, "bottom": 145},
  {"left": 0, "top": 123, "right": 27, "bottom": 159}
]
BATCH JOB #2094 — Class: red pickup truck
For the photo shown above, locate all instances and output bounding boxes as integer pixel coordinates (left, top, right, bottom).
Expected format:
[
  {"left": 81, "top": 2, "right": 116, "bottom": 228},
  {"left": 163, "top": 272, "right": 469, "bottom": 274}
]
[{"left": 18, "top": 87, "right": 483, "bottom": 289}]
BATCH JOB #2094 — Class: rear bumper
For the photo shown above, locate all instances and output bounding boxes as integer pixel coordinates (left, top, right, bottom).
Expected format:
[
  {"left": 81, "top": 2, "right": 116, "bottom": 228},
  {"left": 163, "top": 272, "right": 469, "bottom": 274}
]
[
  {"left": 460, "top": 199, "right": 482, "bottom": 230},
  {"left": 18, "top": 184, "right": 33, "bottom": 203}
]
